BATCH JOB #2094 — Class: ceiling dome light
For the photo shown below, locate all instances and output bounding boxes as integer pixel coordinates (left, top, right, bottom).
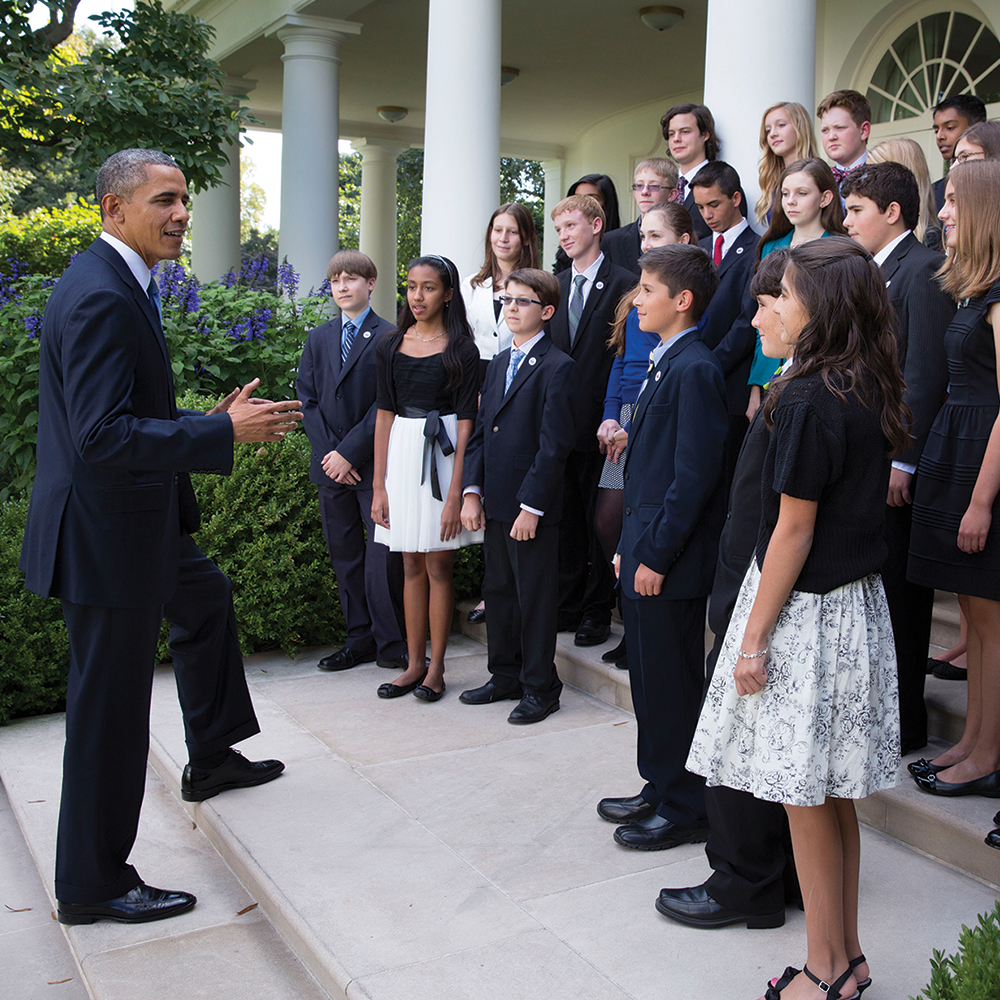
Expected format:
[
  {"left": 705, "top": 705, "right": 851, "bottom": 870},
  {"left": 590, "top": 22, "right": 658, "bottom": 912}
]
[
  {"left": 501, "top": 66, "right": 520, "bottom": 86},
  {"left": 639, "top": 6, "right": 684, "bottom": 31},
  {"left": 377, "top": 106, "right": 408, "bottom": 123}
]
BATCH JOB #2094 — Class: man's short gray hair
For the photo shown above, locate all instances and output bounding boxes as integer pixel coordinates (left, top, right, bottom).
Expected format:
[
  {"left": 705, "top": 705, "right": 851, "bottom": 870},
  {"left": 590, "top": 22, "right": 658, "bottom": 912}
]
[{"left": 95, "top": 149, "right": 180, "bottom": 214}]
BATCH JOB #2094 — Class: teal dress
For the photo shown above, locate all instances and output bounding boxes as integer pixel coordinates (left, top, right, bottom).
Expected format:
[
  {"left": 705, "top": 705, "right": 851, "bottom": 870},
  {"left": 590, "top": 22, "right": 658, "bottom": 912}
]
[{"left": 747, "top": 230, "right": 833, "bottom": 387}]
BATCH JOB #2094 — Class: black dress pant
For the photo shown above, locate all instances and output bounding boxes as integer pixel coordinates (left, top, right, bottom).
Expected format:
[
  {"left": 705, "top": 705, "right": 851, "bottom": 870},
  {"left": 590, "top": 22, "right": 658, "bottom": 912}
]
[
  {"left": 702, "top": 631, "right": 796, "bottom": 913},
  {"left": 882, "top": 498, "right": 934, "bottom": 751},
  {"left": 318, "top": 482, "right": 405, "bottom": 660},
  {"left": 56, "top": 535, "right": 259, "bottom": 904},
  {"left": 623, "top": 593, "right": 707, "bottom": 826},
  {"left": 482, "top": 518, "right": 562, "bottom": 700},
  {"left": 558, "top": 449, "right": 616, "bottom": 624}
]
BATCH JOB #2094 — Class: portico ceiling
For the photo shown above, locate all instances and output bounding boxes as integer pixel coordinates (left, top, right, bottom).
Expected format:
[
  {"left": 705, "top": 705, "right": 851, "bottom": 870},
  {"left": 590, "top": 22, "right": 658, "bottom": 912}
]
[{"left": 171, "top": 0, "right": 710, "bottom": 156}]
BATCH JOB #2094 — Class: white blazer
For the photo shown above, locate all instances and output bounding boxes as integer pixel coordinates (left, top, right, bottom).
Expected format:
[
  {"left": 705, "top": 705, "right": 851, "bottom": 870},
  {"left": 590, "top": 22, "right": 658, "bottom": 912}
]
[{"left": 462, "top": 274, "right": 513, "bottom": 361}]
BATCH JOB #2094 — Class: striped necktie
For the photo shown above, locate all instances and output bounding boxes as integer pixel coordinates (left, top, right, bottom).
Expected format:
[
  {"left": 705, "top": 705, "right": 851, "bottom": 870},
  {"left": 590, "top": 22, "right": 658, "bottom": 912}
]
[
  {"left": 341, "top": 318, "right": 356, "bottom": 365},
  {"left": 568, "top": 274, "right": 586, "bottom": 346}
]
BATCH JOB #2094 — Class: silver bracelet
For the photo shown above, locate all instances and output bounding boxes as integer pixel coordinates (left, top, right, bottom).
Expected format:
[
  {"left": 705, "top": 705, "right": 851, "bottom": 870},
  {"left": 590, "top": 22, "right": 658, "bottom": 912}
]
[{"left": 737, "top": 647, "right": 768, "bottom": 659}]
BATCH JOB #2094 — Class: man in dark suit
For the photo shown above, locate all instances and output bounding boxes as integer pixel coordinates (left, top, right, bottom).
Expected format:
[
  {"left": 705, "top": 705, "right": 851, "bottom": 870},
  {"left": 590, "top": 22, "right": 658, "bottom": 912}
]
[
  {"left": 657, "top": 250, "right": 797, "bottom": 928},
  {"left": 691, "top": 161, "right": 760, "bottom": 484},
  {"left": 460, "top": 268, "right": 577, "bottom": 723},
  {"left": 843, "top": 162, "right": 955, "bottom": 753},
  {"left": 546, "top": 195, "right": 635, "bottom": 647},
  {"left": 602, "top": 158, "right": 677, "bottom": 276},
  {"left": 19, "top": 149, "right": 300, "bottom": 925},
  {"left": 931, "top": 95, "right": 986, "bottom": 211},
  {"left": 297, "top": 250, "right": 406, "bottom": 673},
  {"left": 660, "top": 103, "right": 748, "bottom": 242},
  {"left": 597, "top": 244, "right": 727, "bottom": 850}
]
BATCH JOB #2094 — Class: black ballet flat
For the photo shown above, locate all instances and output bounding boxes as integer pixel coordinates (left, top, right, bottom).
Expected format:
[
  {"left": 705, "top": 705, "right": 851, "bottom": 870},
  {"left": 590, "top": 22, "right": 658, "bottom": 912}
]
[
  {"left": 907, "top": 757, "right": 948, "bottom": 779},
  {"left": 377, "top": 671, "right": 427, "bottom": 699},
  {"left": 915, "top": 769, "right": 1000, "bottom": 797},
  {"left": 413, "top": 681, "right": 445, "bottom": 702}
]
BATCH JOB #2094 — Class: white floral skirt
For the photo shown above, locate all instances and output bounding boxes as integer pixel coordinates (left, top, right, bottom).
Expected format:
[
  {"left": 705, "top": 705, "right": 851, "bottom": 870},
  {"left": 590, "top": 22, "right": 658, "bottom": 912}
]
[
  {"left": 374, "top": 414, "right": 484, "bottom": 553},
  {"left": 686, "top": 560, "right": 900, "bottom": 807}
]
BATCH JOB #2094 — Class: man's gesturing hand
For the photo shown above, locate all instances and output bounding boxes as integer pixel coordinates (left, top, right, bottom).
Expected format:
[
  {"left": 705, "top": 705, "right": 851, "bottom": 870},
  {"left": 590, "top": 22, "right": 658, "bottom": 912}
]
[{"left": 227, "top": 379, "right": 303, "bottom": 443}]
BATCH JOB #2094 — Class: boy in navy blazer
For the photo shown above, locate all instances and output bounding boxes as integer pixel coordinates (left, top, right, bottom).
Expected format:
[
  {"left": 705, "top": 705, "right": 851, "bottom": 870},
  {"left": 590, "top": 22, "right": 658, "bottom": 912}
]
[
  {"left": 297, "top": 250, "right": 406, "bottom": 672},
  {"left": 460, "top": 269, "right": 578, "bottom": 724},
  {"left": 597, "top": 244, "right": 728, "bottom": 851}
]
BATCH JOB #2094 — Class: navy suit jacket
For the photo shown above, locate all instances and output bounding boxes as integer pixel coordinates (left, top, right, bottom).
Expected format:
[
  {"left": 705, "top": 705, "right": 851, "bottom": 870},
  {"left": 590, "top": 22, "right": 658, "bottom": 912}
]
[
  {"left": 547, "top": 256, "right": 636, "bottom": 452},
  {"left": 463, "top": 336, "right": 578, "bottom": 524},
  {"left": 881, "top": 233, "right": 955, "bottom": 467},
  {"left": 601, "top": 220, "right": 642, "bottom": 277},
  {"left": 20, "top": 238, "right": 233, "bottom": 608},
  {"left": 297, "top": 309, "right": 395, "bottom": 489},
  {"left": 619, "top": 331, "right": 728, "bottom": 600}
]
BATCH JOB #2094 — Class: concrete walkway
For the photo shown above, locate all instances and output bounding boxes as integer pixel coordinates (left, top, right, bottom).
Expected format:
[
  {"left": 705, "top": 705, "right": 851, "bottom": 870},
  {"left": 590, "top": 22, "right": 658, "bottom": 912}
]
[{"left": 2, "top": 631, "right": 998, "bottom": 999}]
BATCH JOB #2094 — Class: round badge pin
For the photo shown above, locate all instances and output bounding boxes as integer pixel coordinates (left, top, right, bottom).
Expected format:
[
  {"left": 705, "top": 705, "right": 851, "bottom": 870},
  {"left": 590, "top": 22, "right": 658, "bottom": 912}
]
[
  {"left": 363, "top": 330, "right": 372, "bottom": 338},
  {"left": 736, "top": 247, "right": 744, "bottom": 254},
  {"left": 655, "top": 371, "right": 662, "bottom": 381},
  {"left": 596, "top": 281, "right": 604, "bottom": 289},
  {"left": 528, "top": 357, "right": 537, "bottom": 366}
]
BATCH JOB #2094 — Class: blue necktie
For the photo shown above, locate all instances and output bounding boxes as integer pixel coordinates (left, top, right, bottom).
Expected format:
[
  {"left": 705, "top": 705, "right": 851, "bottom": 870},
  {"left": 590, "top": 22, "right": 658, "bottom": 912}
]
[
  {"left": 147, "top": 277, "right": 162, "bottom": 322},
  {"left": 504, "top": 347, "right": 525, "bottom": 394},
  {"left": 341, "top": 319, "right": 356, "bottom": 365}
]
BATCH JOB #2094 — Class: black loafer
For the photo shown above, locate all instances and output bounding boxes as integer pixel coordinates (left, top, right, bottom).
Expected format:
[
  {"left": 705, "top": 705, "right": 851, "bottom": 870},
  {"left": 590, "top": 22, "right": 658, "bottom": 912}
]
[
  {"left": 507, "top": 694, "right": 560, "bottom": 724},
  {"left": 597, "top": 793, "right": 656, "bottom": 824},
  {"left": 377, "top": 671, "right": 427, "bottom": 699},
  {"left": 613, "top": 813, "right": 710, "bottom": 850},
  {"left": 915, "top": 769, "right": 1000, "bottom": 797},
  {"left": 58, "top": 883, "right": 196, "bottom": 925},
  {"left": 574, "top": 618, "right": 611, "bottom": 647},
  {"left": 601, "top": 638, "right": 626, "bottom": 663},
  {"left": 987, "top": 827, "right": 1000, "bottom": 850},
  {"left": 459, "top": 680, "right": 523, "bottom": 704},
  {"left": 181, "top": 748, "right": 284, "bottom": 802},
  {"left": 318, "top": 646, "right": 376, "bottom": 671},
  {"left": 655, "top": 883, "right": 784, "bottom": 929},
  {"left": 466, "top": 606, "right": 486, "bottom": 624}
]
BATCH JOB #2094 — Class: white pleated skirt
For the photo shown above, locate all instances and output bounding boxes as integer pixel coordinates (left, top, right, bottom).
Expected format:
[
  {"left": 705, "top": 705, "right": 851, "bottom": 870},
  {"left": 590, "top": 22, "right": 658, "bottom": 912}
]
[
  {"left": 374, "top": 414, "right": 484, "bottom": 553},
  {"left": 686, "top": 560, "right": 901, "bottom": 807}
]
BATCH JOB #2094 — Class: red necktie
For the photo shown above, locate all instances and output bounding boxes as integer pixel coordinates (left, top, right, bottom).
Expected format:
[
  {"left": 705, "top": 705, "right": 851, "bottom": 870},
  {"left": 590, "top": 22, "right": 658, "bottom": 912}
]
[{"left": 713, "top": 234, "right": 724, "bottom": 265}]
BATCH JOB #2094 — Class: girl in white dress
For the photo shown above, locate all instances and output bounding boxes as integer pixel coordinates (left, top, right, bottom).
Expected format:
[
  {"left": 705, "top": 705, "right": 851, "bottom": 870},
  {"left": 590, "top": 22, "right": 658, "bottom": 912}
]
[{"left": 372, "top": 255, "right": 483, "bottom": 702}]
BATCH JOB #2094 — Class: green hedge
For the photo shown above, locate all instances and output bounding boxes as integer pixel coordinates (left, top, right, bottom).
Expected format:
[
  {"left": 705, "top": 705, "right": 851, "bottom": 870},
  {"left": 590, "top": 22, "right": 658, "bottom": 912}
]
[{"left": 0, "top": 203, "right": 102, "bottom": 279}]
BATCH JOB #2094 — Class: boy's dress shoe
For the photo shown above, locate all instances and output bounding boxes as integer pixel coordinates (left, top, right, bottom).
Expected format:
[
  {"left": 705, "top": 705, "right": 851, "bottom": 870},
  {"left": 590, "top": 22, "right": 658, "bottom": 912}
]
[
  {"left": 655, "top": 883, "right": 784, "bottom": 929},
  {"left": 459, "top": 680, "right": 522, "bottom": 704},
  {"left": 987, "top": 828, "right": 1000, "bottom": 850},
  {"left": 57, "top": 883, "right": 196, "bottom": 925},
  {"left": 181, "top": 748, "right": 285, "bottom": 801},
  {"left": 601, "top": 639, "right": 626, "bottom": 663},
  {"left": 613, "top": 813, "right": 710, "bottom": 850},
  {"left": 318, "top": 646, "right": 376, "bottom": 671},
  {"left": 507, "top": 694, "right": 560, "bottom": 724},
  {"left": 574, "top": 618, "right": 611, "bottom": 646},
  {"left": 597, "top": 793, "right": 655, "bottom": 823}
]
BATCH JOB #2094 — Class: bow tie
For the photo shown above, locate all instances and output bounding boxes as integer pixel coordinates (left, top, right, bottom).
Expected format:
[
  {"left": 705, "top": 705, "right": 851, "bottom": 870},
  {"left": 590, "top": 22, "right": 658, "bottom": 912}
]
[{"left": 831, "top": 164, "right": 855, "bottom": 184}]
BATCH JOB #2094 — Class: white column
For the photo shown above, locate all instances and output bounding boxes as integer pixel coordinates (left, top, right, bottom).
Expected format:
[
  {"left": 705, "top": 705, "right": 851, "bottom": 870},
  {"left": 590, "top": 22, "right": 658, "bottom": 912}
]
[
  {"left": 420, "top": 0, "right": 500, "bottom": 279},
  {"left": 352, "top": 138, "right": 406, "bottom": 323},
  {"left": 266, "top": 14, "right": 361, "bottom": 292},
  {"left": 703, "top": 0, "right": 816, "bottom": 231},
  {"left": 541, "top": 159, "right": 565, "bottom": 272},
  {"left": 190, "top": 77, "right": 255, "bottom": 282}
]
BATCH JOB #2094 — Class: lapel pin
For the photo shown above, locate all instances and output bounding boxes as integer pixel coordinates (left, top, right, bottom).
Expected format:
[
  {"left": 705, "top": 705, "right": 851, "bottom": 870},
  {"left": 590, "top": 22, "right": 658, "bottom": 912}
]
[
  {"left": 884, "top": 279, "right": 891, "bottom": 287},
  {"left": 528, "top": 357, "right": 537, "bottom": 366},
  {"left": 363, "top": 330, "right": 372, "bottom": 338},
  {"left": 736, "top": 246, "right": 744, "bottom": 254},
  {"left": 655, "top": 371, "right": 662, "bottom": 382},
  {"left": 596, "top": 281, "right": 604, "bottom": 290}
]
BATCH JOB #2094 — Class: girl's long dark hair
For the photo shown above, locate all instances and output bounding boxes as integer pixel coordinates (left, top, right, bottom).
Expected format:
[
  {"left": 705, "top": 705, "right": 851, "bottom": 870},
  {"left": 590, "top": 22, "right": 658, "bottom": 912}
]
[
  {"left": 569, "top": 174, "right": 622, "bottom": 232},
  {"left": 391, "top": 254, "right": 474, "bottom": 390},
  {"left": 762, "top": 237, "right": 911, "bottom": 457}
]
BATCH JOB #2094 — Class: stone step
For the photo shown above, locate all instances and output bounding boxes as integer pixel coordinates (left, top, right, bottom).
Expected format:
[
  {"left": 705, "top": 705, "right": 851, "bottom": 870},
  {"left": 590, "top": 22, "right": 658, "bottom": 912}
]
[{"left": 0, "top": 714, "right": 334, "bottom": 1000}]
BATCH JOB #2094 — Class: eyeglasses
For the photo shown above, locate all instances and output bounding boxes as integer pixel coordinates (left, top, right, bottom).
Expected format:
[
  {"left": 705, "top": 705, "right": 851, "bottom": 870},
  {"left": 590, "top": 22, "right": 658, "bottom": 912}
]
[
  {"left": 632, "top": 183, "right": 665, "bottom": 193},
  {"left": 498, "top": 295, "right": 544, "bottom": 308},
  {"left": 954, "top": 149, "right": 985, "bottom": 163}
]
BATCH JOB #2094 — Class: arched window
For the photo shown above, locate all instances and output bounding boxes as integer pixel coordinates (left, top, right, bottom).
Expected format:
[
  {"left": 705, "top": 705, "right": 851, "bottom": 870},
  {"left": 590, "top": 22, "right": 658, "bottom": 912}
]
[{"left": 866, "top": 11, "right": 1000, "bottom": 122}]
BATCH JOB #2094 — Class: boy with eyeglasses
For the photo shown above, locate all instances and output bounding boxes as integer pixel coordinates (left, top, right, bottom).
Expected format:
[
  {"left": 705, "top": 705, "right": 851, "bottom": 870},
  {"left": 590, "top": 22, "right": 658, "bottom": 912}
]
[
  {"left": 603, "top": 157, "right": 678, "bottom": 276},
  {"left": 460, "top": 269, "right": 578, "bottom": 724}
]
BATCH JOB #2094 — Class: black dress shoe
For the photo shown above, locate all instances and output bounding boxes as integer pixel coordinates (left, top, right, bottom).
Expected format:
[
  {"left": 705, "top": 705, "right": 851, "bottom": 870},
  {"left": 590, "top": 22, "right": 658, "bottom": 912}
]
[
  {"left": 986, "top": 828, "right": 1000, "bottom": 850},
  {"left": 907, "top": 757, "right": 947, "bottom": 779},
  {"left": 57, "top": 883, "right": 196, "bottom": 925},
  {"left": 574, "top": 617, "right": 611, "bottom": 647},
  {"left": 508, "top": 693, "right": 560, "bottom": 724},
  {"left": 614, "top": 654, "right": 628, "bottom": 670},
  {"left": 597, "top": 793, "right": 656, "bottom": 824},
  {"left": 613, "top": 813, "right": 710, "bottom": 850},
  {"left": 915, "top": 769, "right": 1000, "bottom": 797},
  {"left": 318, "top": 646, "right": 376, "bottom": 671},
  {"left": 655, "top": 883, "right": 785, "bottom": 929},
  {"left": 601, "top": 638, "right": 626, "bottom": 663},
  {"left": 181, "top": 749, "right": 284, "bottom": 802},
  {"left": 466, "top": 606, "right": 486, "bottom": 624},
  {"left": 459, "top": 679, "right": 522, "bottom": 704},
  {"left": 377, "top": 671, "right": 427, "bottom": 699}
]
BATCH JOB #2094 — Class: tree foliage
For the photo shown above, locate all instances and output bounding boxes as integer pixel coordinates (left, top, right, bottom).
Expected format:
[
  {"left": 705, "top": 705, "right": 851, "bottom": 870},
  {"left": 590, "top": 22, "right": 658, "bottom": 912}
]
[{"left": 0, "top": 0, "right": 253, "bottom": 193}]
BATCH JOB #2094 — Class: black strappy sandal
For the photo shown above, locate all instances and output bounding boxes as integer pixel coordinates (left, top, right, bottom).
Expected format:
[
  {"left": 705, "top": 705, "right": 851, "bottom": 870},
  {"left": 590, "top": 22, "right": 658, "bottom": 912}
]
[
  {"left": 764, "top": 966, "right": 801, "bottom": 999},
  {"left": 802, "top": 965, "right": 860, "bottom": 1000},
  {"left": 848, "top": 955, "right": 871, "bottom": 996}
]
